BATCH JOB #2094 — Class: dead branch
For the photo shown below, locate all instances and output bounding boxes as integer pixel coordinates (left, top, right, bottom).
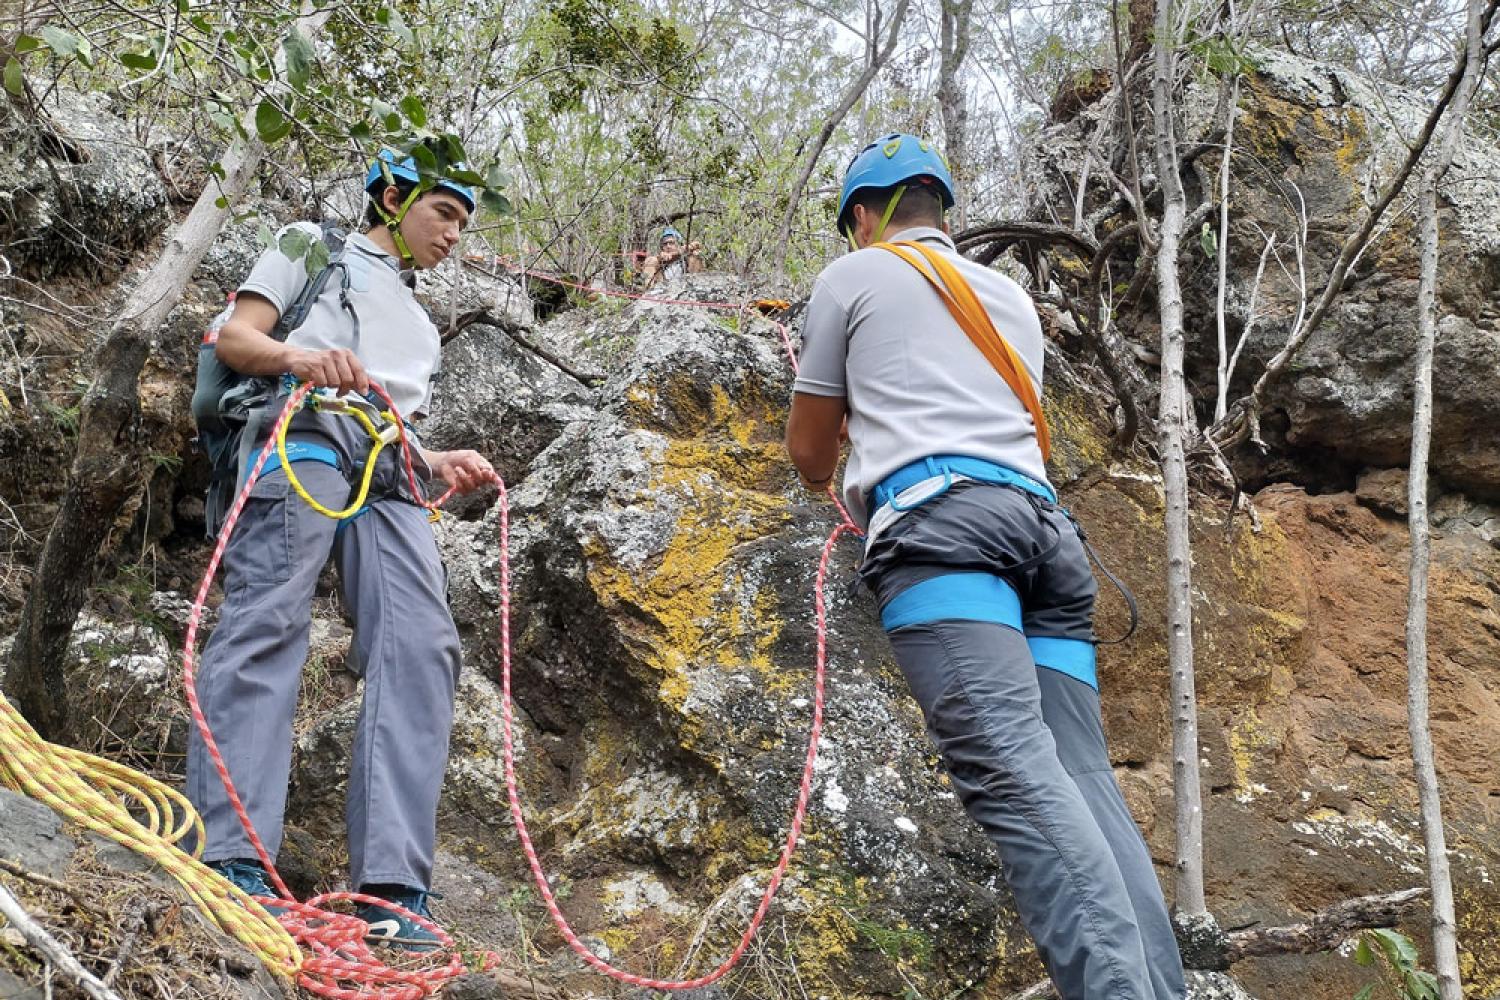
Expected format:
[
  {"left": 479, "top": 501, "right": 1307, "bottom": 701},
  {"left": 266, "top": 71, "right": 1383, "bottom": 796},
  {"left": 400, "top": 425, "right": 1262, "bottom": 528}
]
[
  {"left": 99, "top": 899, "right": 155, "bottom": 989},
  {"left": 1225, "top": 887, "right": 1429, "bottom": 962},
  {"left": 953, "top": 221, "right": 1100, "bottom": 262},
  {"left": 0, "top": 882, "right": 129, "bottom": 1000},
  {"left": 0, "top": 858, "right": 87, "bottom": 905},
  {"left": 443, "top": 307, "right": 604, "bottom": 388}
]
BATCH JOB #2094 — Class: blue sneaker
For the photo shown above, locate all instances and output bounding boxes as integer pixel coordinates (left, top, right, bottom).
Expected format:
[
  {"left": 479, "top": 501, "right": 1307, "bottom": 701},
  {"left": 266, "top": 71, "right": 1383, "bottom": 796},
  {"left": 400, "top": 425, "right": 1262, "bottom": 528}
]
[
  {"left": 356, "top": 886, "right": 443, "bottom": 952},
  {"left": 209, "top": 858, "right": 287, "bottom": 918}
]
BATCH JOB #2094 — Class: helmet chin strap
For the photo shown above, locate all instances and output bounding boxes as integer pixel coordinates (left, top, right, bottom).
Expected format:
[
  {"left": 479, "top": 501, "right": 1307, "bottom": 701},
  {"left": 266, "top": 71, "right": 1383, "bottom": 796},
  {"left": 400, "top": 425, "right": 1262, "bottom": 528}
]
[
  {"left": 370, "top": 162, "right": 423, "bottom": 266},
  {"left": 844, "top": 187, "right": 910, "bottom": 251}
]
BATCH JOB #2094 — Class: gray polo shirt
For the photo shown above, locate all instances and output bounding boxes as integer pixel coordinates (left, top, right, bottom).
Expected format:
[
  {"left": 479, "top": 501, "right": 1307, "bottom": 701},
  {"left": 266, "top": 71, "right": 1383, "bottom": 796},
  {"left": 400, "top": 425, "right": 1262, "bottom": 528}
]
[
  {"left": 793, "top": 225, "right": 1050, "bottom": 528},
  {"left": 239, "top": 223, "right": 440, "bottom": 419}
]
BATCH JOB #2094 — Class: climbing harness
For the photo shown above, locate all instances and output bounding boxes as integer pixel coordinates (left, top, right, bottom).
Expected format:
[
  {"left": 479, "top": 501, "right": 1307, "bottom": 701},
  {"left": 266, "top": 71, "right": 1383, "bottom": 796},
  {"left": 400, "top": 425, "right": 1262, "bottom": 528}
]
[
  {"left": 269, "top": 379, "right": 440, "bottom": 524},
  {"left": 192, "top": 224, "right": 355, "bottom": 537}
]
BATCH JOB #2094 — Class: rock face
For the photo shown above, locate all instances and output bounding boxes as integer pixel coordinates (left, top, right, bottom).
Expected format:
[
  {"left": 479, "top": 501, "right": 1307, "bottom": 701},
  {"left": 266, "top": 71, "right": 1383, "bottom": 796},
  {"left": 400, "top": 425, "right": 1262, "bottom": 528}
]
[
  {"left": 0, "top": 89, "right": 170, "bottom": 281},
  {"left": 1035, "top": 49, "right": 1500, "bottom": 501}
]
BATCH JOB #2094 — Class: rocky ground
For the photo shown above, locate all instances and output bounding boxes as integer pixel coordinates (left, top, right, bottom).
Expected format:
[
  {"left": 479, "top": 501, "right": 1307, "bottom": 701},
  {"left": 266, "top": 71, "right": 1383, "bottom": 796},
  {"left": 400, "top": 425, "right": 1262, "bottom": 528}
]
[{"left": 4, "top": 49, "right": 1500, "bottom": 1000}]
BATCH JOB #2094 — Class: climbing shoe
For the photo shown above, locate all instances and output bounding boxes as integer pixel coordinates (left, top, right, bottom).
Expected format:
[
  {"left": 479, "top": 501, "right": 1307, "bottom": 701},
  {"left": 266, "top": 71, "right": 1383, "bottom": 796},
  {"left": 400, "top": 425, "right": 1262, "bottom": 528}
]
[
  {"left": 209, "top": 858, "right": 287, "bottom": 918},
  {"left": 357, "top": 886, "right": 444, "bottom": 952}
]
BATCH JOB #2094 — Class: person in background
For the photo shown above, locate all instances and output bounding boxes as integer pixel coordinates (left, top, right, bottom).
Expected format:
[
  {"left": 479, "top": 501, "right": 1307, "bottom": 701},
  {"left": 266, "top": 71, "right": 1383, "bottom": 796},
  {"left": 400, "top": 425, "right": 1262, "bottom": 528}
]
[{"left": 641, "top": 226, "right": 703, "bottom": 289}]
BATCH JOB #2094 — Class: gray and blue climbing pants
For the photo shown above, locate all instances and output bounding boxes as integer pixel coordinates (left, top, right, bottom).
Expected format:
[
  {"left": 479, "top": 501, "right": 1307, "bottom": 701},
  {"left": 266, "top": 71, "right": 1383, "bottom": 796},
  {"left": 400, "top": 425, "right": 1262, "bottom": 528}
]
[
  {"left": 186, "top": 407, "right": 462, "bottom": 893},
  {"left": 861, "top": 479, "right": 1186, "bottom": 1000}
]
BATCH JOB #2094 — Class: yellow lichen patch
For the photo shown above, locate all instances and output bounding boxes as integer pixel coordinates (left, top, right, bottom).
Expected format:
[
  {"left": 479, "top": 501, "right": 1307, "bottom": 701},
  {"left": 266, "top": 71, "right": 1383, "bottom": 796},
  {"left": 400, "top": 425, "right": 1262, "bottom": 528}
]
[
  {"left": 1223, "top": 706, "right": 1286, "bottom": 797},
  {"left": 1044, "top": 386, "right": 1111, "bottom": 472},
  {"left": 1457, "top": 879, "right": 1500, "bottom": 993},
  {"left": 1240, "top": 76, "right": 1368, "bottom": 190},
  {"left": 584, "top": 387, "right": 795, "bottom": 742}
]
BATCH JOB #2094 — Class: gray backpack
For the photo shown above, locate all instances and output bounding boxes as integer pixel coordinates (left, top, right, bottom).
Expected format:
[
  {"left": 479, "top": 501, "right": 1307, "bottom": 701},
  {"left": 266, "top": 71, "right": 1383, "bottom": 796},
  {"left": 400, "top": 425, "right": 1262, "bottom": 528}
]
[{"left": 191, "top": 225, "right": 353, "bottom": 536}]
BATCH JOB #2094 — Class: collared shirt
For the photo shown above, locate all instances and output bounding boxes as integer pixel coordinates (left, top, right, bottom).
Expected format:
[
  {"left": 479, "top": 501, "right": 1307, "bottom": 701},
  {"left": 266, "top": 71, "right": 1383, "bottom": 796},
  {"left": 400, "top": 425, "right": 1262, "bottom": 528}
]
[
  {"left": 239, "top": 223, "right": 440, "bottom": 419},
  {"left": 792, "top": 225, "right": 1051, "bottom": 528}
]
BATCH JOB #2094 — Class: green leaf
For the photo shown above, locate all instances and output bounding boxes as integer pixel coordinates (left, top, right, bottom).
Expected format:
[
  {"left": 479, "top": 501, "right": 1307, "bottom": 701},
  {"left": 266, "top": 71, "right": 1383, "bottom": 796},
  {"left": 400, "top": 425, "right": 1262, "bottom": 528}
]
[
  {"left": 382, "top": 7, "right": 415, "bottom": 46},
  {"left": 14, "top": 35, "right": 42, "bottom": 54},
  {"left": 1199, "top": 222, "right": 1217, "bottom": 258},
  {"left": 485, "top": 164, "right": 511, "bottom": 189},
  {"left": 278, "top": 227, "right": 313, "bottom": 262},
  {"left": 1351, "top": 986, "right": 1375, "bottom": 1000},
  {"left": 304, "top": 239, "right": 331, "bottom": 278},
  {"left": 479, "top": 189, "right": 512, "bottom": 216},
  {"left": 1353, "top": 937, "right": 1375, "bottom": 967},
  {"left": 254, "top": 99, "right": 291, "bottom": 143},
  {"left": 410, "top": 142, "right": 438, "bottom": 176},
  {"left": 349, "top": 122, "right": 373, "bottom": 143},
  {"left": 283, "top": 27, "right": 314, "bottom": 90},
  {"left": 39, "top": 25, "right": 79, "bottom": 58},
  {"left": 189, "top": 14, "right": 212, "bottom": 33},
  {"left": 1367, "top": 927, "right": 1418, "bottom": 970},
  {"left": 447, "top": 168, "right": 485, "bottom": 186},
  {"left": 214, "top": 195, "right": 229, "bottom": 209},
  {"left": 1407, "top": 970, "right": 1440, "bottom": 1000},
  {"left": 210, "top": 111, "right": 236, "bottom": 132},
  {"left": 3, "top": 58, "right": 23, "bottom": 97},
  {"left": 383, "top": 112, "right": 401, "bottom": 133},
  {"left": 399, "top": 94, "right": 427, "bottom": 129},
  {"left": 119, "top": 51, "right": 157, "bottom": 71},
  {"left": 256, "top": 223, "right": 276, "bottom": 249}
]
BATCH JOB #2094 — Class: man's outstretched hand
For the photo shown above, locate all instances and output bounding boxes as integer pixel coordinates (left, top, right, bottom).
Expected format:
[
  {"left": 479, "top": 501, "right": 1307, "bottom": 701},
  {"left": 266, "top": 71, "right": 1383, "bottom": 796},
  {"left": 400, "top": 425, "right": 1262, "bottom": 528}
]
[{"left": 425, "top": 449, "right": 495, "bottom": 494}]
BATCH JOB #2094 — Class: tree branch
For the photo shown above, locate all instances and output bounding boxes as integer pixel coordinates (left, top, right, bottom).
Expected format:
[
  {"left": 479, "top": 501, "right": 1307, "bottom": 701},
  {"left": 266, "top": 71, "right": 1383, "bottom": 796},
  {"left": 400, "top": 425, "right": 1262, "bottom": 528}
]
[
  {"left": 0, "top": 882, "right": 129, "bottom": 1000},
  {"left": 1224, "top": 887, "right": 1429, "bottom": 962},
  {"left": 772, "top": 0, "right": 913, "bottom": 273}
]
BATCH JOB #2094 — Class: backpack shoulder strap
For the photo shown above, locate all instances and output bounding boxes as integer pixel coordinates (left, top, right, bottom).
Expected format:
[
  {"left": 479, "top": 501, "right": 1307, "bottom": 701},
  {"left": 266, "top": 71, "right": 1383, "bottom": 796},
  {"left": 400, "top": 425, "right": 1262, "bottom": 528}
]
[
  {"left": 271, "top": 224, "right": 353, "bottom": 343},
  {"left": 875, "top": 240, "right": 1052, "bottom": 462}
]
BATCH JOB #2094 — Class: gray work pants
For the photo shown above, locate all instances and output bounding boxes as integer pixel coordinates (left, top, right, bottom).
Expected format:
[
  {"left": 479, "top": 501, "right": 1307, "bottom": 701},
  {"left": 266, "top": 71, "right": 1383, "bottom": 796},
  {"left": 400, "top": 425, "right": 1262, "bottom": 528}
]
[
  {"left": 186, "top": 409, "right": 462, "bottom": 892},
  {"left": 861, "top": 482, "right": 1185, "bottom": 1000}
]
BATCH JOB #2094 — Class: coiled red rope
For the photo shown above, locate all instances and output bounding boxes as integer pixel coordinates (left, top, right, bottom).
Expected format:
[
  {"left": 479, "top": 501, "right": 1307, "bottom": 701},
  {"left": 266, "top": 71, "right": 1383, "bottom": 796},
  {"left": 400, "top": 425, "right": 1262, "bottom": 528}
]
[{"left": 183, "top": 272, "right": 855, "bottom": 995}]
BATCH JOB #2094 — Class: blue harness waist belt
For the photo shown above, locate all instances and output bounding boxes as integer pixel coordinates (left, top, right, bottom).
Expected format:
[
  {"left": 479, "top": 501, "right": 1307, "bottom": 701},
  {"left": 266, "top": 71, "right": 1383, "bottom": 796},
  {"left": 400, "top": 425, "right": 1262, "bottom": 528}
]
[{"left": 870, "top": 455, "right": 1056, "bottom": 514}]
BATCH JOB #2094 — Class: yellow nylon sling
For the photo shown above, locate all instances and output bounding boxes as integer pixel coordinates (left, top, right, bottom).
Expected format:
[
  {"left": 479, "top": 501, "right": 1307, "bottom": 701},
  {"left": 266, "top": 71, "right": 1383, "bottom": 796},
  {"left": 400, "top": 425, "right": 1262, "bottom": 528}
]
[{"left": 874, "top": 240, "right": 1052, "bottom": 462}]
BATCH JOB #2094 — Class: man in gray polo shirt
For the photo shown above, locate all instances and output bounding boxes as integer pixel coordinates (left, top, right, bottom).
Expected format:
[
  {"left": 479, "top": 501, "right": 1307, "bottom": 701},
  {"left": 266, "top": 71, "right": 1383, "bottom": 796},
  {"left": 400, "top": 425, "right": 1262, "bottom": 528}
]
[
  {"left": 785, "top": 133, "right": 1185, "bottom": 999},
  {"left": 186, "top": 150, "right": 493, "bottom": 949}
]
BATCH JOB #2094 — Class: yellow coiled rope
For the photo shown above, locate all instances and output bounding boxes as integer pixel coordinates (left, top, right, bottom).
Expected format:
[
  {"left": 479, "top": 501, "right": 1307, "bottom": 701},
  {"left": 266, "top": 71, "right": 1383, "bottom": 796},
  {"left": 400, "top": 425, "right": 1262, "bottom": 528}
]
[{"left": 0, "top": 693, "right": 301, "bottom": 974}]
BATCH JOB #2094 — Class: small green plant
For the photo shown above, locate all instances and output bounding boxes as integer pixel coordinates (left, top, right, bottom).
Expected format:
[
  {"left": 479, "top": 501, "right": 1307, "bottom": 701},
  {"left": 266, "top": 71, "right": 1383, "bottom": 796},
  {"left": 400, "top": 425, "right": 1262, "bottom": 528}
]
[{"left": 1352, "top": 928, "right": 1438, "bottom": 1000}]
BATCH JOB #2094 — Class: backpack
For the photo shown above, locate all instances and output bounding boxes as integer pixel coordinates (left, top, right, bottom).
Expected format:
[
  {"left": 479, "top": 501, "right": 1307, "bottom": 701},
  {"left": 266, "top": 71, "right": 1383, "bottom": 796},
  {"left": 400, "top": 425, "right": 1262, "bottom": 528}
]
[{"left": 191, "top": 225, "right": 351, "bottom": 537}]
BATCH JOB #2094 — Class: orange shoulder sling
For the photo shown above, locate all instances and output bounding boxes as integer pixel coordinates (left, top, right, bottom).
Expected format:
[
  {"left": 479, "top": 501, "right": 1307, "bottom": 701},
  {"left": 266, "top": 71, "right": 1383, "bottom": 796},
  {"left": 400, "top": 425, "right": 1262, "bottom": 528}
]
[{"left": 874, "top": 240, "right": 1052, "bottom": 462}]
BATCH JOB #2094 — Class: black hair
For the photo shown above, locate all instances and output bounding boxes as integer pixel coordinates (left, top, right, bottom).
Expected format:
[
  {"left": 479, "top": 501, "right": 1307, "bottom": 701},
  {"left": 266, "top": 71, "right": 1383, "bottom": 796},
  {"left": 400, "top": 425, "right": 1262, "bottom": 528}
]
[
  {"left": 843, "top": 180, "right": 944, "bottom": 235},
  {"left": 364, "top": 177, "right": 418, "bottom": 229}
]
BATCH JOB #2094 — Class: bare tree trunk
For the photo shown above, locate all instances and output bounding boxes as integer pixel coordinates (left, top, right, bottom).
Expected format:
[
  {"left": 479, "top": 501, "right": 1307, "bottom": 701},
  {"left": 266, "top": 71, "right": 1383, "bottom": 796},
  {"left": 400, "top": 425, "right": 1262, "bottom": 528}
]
[
  {"left": 1406, "top": 4, "right": 1483, "bottom": 996},
  {"left": 1409, "top": 177, "right": 1462, "bottom": 1000},
  {"left": 772, "top": 0, "right": 911, "bottom": 273},
  {"left": 1213, "top": 74, "right": 1241, "bottom": 423},
  {"left": 937, "top": 0, "right": 974, "bottom": 229},
  {"left": 1149, "top": 0, "right": 1209, "bottom": 922},
  {"left": 2, "top": 7, "right": 332, "bottom": 740}
]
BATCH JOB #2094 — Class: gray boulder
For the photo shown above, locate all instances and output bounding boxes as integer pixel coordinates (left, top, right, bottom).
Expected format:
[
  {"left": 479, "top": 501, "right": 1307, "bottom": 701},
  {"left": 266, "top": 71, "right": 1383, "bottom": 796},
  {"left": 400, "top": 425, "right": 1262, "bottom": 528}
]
[{"left": 0, "top": 89, "right": 169, "bottom": 281}]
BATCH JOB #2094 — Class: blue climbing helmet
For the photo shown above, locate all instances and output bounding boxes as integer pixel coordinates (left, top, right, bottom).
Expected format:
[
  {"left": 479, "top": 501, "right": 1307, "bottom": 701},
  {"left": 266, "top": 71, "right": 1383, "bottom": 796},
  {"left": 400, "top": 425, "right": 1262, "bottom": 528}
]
[
  {"left": 836, "top": 133, "right": 955, "bottom": 239},
  {"left": 364, "top": 149, "right": 478, "bottom": 214},
  {"left": 661, "top": 226, "right": 683, "bottom": 243}
]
